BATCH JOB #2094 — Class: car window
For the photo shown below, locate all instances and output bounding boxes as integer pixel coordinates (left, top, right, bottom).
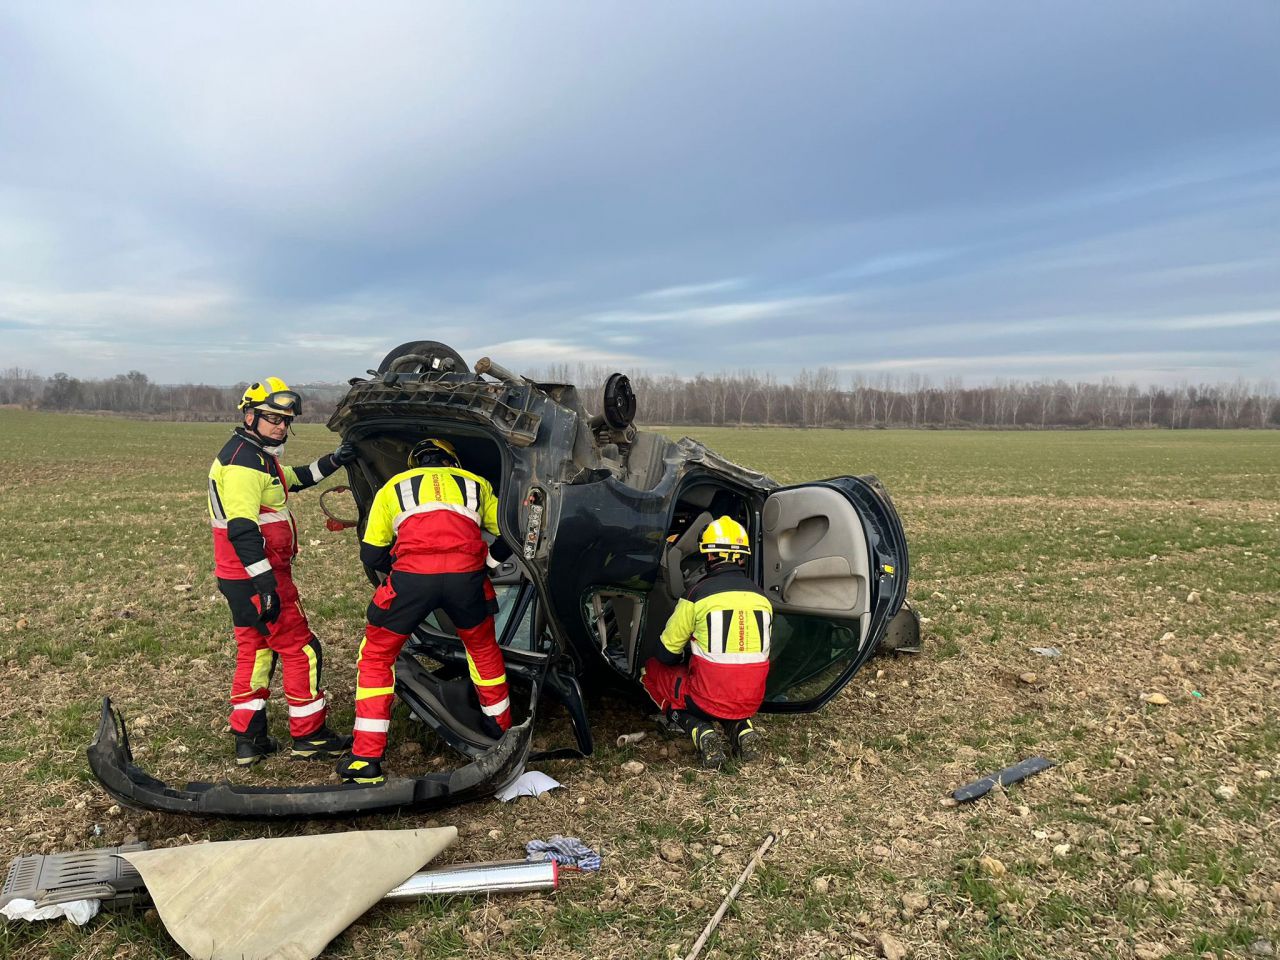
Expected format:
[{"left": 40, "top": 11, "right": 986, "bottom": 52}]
[
  {"left": 763, "top": 612, "right": 861, "bottom": 707},
  {"left": 502, "top": 593, "right": 538, "bottom": 653},
  {"left": 582, "top": 588, "right": 647, "bottom": 674},
  {"left": 423, "top": 583, "right": 524, "bottom": 641}
]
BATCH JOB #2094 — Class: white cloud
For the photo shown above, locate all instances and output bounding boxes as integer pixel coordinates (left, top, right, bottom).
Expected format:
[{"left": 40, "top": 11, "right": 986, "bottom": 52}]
[
  {"left": 1151, "top": 309, "right": 1279, "bottom": 331},
  {"left": 0, "top": 283, "right": 238, "bottom": 330},
  {"left": 637, "top": 278, "right": 746, "bottom": 301},
  {"left": 291, "top": 335, "right": 390, "bottom": 354},
  {"left": 469, "top": 337, "right": 640, "bottom": 369},
  {"left": 838, "top": 350, "right": 1261, "bottom": 386},
  {"left": 592, "top": 293, "right": 851, "bottom": 327}
]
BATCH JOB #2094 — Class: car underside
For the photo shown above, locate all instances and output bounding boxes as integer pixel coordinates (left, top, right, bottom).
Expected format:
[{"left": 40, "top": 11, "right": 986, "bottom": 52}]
[{"left": 89, "top": 341, "right": 919, "bottom": 818}]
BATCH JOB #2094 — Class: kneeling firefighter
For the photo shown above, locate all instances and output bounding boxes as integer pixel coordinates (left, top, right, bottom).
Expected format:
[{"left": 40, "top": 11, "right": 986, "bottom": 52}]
[
  {"left": 337, "top": 438, "right": 512, "bottom": 785},
  {"left": 642, "top": 516, "right": 772, "bottom": 768},
  {"left": 208, "top": 377, "right": 357, "bottom": 765}
]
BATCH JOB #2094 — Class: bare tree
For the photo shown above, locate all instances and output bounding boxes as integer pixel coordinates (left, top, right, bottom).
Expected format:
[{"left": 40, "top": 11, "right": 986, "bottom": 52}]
[
  {"left": 904, "top": 373, "right": 925, "bottom": 427},
  {"left": 1169, "top": 384, "right": 1192, "bottom": 428},
  {"left": 810, "top": 367, "right": 838, "bottom": 427},
  {"left": 942, "top": 376, "right": 963, "bottom": 425},
  {"left": 1034, "top": 381, "right": 1057, "bottom": 428}
]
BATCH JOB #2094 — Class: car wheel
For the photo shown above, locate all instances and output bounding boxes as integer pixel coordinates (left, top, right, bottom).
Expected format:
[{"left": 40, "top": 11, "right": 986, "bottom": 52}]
[{"left": 377, "top": 340, "right": 469, "bottom": 377}]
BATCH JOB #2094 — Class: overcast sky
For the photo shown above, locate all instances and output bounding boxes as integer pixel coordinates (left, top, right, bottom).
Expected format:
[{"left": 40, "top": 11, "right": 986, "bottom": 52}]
[{"left": 2, "top": 2, "right": 1278, "bottom": 387}]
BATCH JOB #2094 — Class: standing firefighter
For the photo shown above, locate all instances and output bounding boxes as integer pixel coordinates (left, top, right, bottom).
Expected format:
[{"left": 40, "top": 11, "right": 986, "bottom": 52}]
[
  {"left": 642, "top": 516, "right": 772, "bottom": 768},
  {"left": 208, "top": 377, "right": 357, "bottom": 766},
  {"left": 337, "top": 438, "right": 511, "bottom": 785}
]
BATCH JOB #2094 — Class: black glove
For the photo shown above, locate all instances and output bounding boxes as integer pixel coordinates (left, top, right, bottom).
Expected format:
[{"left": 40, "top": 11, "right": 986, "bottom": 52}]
[
  {"left": 330, "top": 441, "right": 359, "bottom": 466},
  {"left": 257, "top": 589, "right": 282, "bottom": 632}
]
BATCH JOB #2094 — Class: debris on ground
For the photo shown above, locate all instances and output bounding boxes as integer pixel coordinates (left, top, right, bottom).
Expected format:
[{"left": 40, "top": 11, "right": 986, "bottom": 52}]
[
  {"left": 1, "top": 897, "right": 99, "bottom": 925},
  {"left": 526, "top": 836, "right": 602, "bottom": 872},
  {"left": 951, "top": 757, "right": 1055, "bottom": 803},
  {"left": 683, "top": 831, "right": 777, "bottom": 960},
  {"left": 494, "top": 770, "right": 562, "bottom": 802}
]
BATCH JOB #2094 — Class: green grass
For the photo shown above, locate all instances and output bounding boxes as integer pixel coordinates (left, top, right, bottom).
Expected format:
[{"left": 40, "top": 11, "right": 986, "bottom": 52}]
[{"left": 0, "top": 409, "right": 1278, "bottom": 960}]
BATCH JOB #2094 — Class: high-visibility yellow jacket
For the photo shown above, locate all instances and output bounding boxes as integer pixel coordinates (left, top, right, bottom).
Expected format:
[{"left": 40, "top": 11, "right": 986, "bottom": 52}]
[
  {"left": 658, "top": 565, "right": 773, "bottom": 719},
  {"left": 361, "top": 466, "right": 500, "bottom": 575},
  {"left": 208, "top": 428, "right": 341, "bottom": 588}
]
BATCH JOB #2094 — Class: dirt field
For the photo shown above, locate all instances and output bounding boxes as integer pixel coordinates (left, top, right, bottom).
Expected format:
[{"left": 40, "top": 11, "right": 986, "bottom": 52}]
[{"left": 1, "top": 410, "right": 1276, "bottom": 959}]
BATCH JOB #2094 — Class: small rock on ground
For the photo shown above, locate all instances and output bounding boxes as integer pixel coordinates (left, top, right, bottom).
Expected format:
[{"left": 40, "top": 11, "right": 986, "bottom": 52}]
[
  {"left": 878, "top": 932, "right": 908, "bottom": 960},
  {"left": 659, "top": 840, "right": 684, "bottom": 863},
  {"left": 901, "top": 892, "right": 929, "bottom": 918}
]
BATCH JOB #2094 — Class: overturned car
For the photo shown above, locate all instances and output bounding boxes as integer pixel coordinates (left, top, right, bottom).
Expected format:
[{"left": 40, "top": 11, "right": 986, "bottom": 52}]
[{"left": 90, "top": 341, "right": 919, "bottom": 818}]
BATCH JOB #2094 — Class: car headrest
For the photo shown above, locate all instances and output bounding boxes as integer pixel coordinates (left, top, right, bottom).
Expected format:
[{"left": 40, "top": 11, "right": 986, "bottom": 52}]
[{"left": 664, "top": 511, "right": 713, "bottom": 599}]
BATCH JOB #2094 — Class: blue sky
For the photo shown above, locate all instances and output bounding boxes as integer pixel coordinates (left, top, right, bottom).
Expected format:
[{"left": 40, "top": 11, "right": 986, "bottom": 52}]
[{"left": 1, "top": 2, "right": 1277, "bottom": 387}]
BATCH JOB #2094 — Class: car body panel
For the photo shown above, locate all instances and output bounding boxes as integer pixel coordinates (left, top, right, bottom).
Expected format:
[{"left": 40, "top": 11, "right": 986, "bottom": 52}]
[{"left": 87, "top": 697, "right": 533, "bottom": 819}]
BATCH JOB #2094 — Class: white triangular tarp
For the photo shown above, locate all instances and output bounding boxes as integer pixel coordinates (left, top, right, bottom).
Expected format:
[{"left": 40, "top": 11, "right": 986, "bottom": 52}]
[{"left": 122, "top": 827, "right": 457, "bottom": 960}]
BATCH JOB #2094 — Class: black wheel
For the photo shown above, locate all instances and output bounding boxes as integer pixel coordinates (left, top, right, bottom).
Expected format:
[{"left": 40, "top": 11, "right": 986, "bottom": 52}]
[
  {"left": 376, "top": 340, "right": 469, "bottom": 377},
  {"left": 601, "top": 372, "right": 637, "bottom": 429}
]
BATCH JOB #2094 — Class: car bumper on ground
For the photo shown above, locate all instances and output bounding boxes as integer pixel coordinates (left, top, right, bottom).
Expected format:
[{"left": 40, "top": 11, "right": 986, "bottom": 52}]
[{"left": 87, "top": 697, "right": 533, "bottom": 819}]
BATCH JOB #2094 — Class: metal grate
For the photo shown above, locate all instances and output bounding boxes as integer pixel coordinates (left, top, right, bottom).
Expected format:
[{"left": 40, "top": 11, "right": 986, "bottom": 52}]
[
  {"left": 333, "top": 379, "right": 543, "bottom": 447},
  {"left": 2, "top": 844, "right": 149, "bottom": 909}
]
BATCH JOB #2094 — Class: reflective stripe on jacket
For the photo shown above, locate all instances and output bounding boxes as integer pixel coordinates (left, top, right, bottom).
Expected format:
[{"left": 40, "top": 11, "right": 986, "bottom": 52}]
[
  {"left": 208, "top": 428, "right": 339, "bottom": 583},
  {"left": 362, "top": 466, "right": 500, "bottom": 574},
  {"left": 660, "top": 565, "right": 773, "bottom": 719}
]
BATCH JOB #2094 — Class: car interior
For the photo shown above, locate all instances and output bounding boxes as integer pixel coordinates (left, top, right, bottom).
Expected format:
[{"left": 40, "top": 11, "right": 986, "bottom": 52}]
[
  {"left": 345, "top": 426, "right": 545, "bottom": 747},
  {"left": 583, "top": 480, "right": 755, "bottom": 680},
  {"left": 583, "top": 478, "right": 878, "bottom": 710}
]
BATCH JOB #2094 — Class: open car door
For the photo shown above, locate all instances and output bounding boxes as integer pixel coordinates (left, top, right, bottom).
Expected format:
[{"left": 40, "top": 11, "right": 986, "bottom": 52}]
[{"left": 758, "top": 475, "right": 910, "bottom": 713}]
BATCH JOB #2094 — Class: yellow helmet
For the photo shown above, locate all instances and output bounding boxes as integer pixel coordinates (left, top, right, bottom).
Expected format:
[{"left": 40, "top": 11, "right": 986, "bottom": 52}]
[
  {"left": 239, "top": 376, "right": 302, "bottom": 417},
  {"left": 408, "top": 438, "right": 459, "bottom": 467},
  {"left": 699, "top": 515, "right": 751, "bottom": 561}
]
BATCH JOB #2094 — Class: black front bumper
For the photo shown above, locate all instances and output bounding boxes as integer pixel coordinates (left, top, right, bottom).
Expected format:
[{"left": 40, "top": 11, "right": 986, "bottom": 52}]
[{"left": 86, "top": 697, "right": 532, "bottom": 819}]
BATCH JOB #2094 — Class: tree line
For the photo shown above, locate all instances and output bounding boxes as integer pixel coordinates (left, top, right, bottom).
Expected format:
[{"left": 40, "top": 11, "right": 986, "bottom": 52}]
[
  {"left": 0, "top": 368, "right": 349, "bottom": 422},
  {"left": 2, "top": 365, "right": 1276, "bottom": 429}
]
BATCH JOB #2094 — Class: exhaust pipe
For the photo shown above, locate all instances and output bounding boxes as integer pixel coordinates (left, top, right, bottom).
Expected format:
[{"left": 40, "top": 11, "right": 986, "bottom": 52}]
[{"left": 474, "top": 357, "right": 523, "bottom": 385}]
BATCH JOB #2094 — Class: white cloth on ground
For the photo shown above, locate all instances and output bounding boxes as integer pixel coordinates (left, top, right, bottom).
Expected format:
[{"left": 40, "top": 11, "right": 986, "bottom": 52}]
[
  {"left": 494, "top": 770, "right": 562, "bottom": 802},
  {"left": 1, "top": 897, "right": 100, "bottom": 925}
]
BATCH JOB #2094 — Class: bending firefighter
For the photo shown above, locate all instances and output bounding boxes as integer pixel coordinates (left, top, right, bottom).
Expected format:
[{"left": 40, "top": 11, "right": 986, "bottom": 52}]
[
  {"left": 337, "top": 439, "right": 512, "bottom": 785},
  {"left": 642, "top": 516, "right": 772, "bottom": 768},
  {"left": 208, "top": 377, "right": 357, "bottom": 765}
]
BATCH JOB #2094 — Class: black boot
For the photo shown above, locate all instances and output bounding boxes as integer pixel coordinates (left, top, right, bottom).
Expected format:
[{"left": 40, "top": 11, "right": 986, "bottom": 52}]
[
  {"left": 291, "top": 725, "right": 353, "bottom": 760},
  {"left": 234, "top": 733, "right": 280, "bottom": 767},
  {"left": 336, "top": 752, "right": 386, "bottom": 785},
  {"left": 670, "top": 710, "right": 727, "bottom": 769},
  {"left": 723, "top": 718, "right": 762, "bottom": 761}
]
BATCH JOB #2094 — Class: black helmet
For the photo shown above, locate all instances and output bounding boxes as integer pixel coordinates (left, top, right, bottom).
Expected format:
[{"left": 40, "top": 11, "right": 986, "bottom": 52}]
[{"left": 408, "top": 438, "right": 460, "bottom": 468}]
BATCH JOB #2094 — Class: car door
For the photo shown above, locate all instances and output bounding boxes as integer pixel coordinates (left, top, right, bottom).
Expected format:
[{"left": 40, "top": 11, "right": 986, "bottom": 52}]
[{"left": 758, "top": 476, "right": 909, "bottom": 712}]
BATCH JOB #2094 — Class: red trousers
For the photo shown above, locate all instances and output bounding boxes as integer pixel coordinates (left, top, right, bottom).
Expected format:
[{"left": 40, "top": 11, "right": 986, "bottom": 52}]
[
  {"left": 218, "top": 571, "right": 327, "bottom": 739},
  {"left": 642, "top": 656, "right": 764, "bottom": 722},
  {"left": 353, "top": 568, "right": 509, "bottom": 758}
]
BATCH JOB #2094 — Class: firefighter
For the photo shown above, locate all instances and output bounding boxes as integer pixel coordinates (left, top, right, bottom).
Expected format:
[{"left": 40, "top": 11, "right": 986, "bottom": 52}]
[
  {"left": 642, "top": 516, "right": 772, "bottom": 769},
  {"left": 209, "top": 377, "right": 356, "bottom": 766},
  {"left": 336, "top": 438, "right": 511, "bottom": 785}
]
